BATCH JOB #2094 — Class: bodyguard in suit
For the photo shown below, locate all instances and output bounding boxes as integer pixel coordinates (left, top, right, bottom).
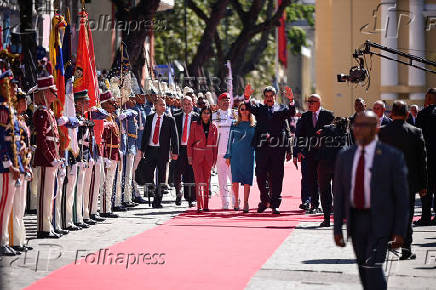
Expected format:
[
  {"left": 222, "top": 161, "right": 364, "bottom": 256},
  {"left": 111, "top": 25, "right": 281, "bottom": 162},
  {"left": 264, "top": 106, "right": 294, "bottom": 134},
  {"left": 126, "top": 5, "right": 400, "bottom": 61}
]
[
  {"left": 406, "top": 104, "right": 418, "bottom": 126},
  {"left": 378, "top": 100, "right": 427, "bottom": 260},
  {"left": 373, "top": 100, "right": 392, "bottom": 127},
  {"left": 415, "top": 88, "right": 436, "bottom": 226},
  {"left": 243, "top": 85, "right": 295, "bottom": 214},
  {"left": 295, "top": 94, "right": 334, "bottom": 213},
  {"left": 334, "top": 111, "right": 409, "bottom": 290},
  {"left": 139, "top": 98, "right": 179, "bottom": 208},
  {"left": 173, "top": 96, "right": 199, "bottom": 206}
]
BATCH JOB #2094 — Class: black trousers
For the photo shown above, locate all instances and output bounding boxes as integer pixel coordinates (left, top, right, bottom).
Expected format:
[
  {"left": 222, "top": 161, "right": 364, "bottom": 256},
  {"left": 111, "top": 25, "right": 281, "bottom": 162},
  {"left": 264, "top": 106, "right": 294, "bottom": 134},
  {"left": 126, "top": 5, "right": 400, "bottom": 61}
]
[
  {"left": 404, "top": 193, "right": 416, "bottom": 249},
  {"left": 255, "top": 147, "right": 285, "bottom": 208},
  {"left": 168, "top": 159, "right": 176, "bottom": 185},
  {"left": 350, "top": 209, "right": 388, "bottom": 290},
  {"left": 421, "top": 160, "right": 436, "bottom": 220},
  {"left": 317, "top": 160, "right": 334, "bottom": 217},
  {"left": 174, "top": 146, "right": 195, "bottom": 202},
  {"left": 142, "top": 147, "right": 169, "bottom": 206},
  {"left": 301, "top": 156, "right": 319, "bottom": 208}
]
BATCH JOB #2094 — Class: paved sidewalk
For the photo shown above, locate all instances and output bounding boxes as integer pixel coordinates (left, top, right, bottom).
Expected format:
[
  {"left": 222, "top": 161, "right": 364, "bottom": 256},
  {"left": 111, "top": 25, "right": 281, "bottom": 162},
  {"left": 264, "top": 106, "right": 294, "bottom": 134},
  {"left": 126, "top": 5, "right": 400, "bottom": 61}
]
[{"left": 1, "top": 180, "right": 435, "bottom": 289}]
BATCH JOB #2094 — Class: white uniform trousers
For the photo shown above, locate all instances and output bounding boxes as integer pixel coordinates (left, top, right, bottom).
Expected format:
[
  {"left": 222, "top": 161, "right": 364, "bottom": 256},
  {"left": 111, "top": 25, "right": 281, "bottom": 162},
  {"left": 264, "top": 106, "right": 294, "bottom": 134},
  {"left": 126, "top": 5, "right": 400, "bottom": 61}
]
[
  {"left": 28, "top": 167, "right": 40, "bottom": 211},
  {"left": 103, "top": 161, "right": 117, "bottom": 213},
  {"left": 114, "top": 153, "right": 124, "bottom": 207},
  {"left": 123, "top": 153, "right": 135, "bottom": 203},
  {"left": 0, "top": 173, "right": 17, "bottom": 246},
  {"left": 89, "top": 159, "right": 104, "bottom": 216},
  {"left": 216, "top": 154, "right": 234, "bottom": 208},
  {"left": 53, "top": 167, "right": 66, "bottom": 230},
  {"left": 82, "top": 162, "right": 94, "bottom": 220},
  {"left": 63, "top": 164, "right": 78, "bottom": 228},
  {"left": 37, "top": 167, "right": 57, "bottom": 233},
  {"left": 76, "top": 163, "right": 92, "bottom": 222},
  {"left": 9, "top": 175, "right": 26, "bottom": 247}
]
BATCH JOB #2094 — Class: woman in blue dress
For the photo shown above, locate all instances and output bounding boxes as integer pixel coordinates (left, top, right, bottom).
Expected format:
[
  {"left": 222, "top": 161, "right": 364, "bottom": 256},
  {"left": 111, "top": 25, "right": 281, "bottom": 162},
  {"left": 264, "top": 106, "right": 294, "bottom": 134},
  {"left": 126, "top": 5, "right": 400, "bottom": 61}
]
[{"left": 224, "top": 103, "right": 255, "bottom": 213}]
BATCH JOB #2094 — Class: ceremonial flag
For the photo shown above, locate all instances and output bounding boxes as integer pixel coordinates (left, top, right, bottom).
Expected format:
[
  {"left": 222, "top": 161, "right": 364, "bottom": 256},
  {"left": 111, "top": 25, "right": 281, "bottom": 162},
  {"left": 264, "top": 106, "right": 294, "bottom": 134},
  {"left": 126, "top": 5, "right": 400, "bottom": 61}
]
[
  {"left": 226, "top": 60, "right": 234, "bottom": 107},
  {"left": 74, "top": 8, "right": 103, "bottom": 145},
  {"left": 49, "top": 13, "right": 69, "bottom": 151},
  {"left": 63, "top": 9, "right": 79, "bottom": 156}
]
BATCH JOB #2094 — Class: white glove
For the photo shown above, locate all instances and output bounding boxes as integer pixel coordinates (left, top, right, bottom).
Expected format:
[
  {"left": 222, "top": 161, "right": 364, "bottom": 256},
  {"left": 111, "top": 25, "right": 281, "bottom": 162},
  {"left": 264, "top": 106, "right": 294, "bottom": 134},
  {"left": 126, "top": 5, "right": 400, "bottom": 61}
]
[
  {"left": 89, "top": 158, "right": 95, "bottom": 166},
  {"left": 104, "top": 158, "right": 112, "bottom": 168},
  {"left": 58, "top": 168, "right": 66, "bottom": 178},
  {"left": 119, "top": 112, "right": 127, "bottom": 121},
  {"left": 57, "top": 116, "right": 69, "bottom": 126},
  {"left": 51, "top": 160, "right": 62, "bottom": 168}
]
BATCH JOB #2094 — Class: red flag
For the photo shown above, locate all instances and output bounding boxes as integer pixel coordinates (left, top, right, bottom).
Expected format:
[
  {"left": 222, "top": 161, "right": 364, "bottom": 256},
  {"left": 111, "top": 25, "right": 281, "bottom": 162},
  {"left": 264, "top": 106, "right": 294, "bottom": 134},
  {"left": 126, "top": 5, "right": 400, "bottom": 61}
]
[
  {"left": 73, "top": 9, "right": 103, "bottom": 145},
  {"left": 278, "top": 0, "right": 287, "bottom": 68}
]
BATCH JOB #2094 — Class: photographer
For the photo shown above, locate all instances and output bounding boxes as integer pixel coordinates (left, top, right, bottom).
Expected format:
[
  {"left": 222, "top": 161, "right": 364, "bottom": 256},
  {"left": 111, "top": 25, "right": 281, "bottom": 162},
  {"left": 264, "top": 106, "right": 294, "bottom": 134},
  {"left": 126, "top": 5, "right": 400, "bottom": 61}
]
[{"left": 317, "top": 117, "right": 350, "bottom": 227}]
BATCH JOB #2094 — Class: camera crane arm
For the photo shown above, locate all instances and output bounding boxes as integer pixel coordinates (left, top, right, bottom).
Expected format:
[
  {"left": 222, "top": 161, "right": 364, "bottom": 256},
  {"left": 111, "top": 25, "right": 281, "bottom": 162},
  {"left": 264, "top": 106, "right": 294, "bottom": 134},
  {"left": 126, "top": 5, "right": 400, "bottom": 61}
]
[{"left": 356, "top": 40, "right": 436, "bottom": 74}]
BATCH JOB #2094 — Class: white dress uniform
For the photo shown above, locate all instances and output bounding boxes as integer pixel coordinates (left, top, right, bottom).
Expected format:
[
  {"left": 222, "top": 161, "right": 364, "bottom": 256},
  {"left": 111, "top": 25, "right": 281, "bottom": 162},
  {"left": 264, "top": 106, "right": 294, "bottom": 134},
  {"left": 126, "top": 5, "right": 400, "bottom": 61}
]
[{"left": 212, "top": 108, "right": 236, "bottom": 208}]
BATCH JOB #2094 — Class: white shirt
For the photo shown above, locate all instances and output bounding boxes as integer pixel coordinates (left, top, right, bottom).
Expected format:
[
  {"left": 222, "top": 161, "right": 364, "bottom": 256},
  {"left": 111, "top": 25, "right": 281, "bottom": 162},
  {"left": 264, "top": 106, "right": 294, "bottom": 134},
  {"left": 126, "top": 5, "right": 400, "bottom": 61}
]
[
  {"left": 181, "top": 112, "right": 192, "bottom": 146},
  {"left": 350, "top": 139, "right": 377, "bottom": 208},
  {"left": 212, "top": 108, "right": 235, "bottom": 155},
  {"left": 148, "top": 113, "right": 164, "bottom": 146}
]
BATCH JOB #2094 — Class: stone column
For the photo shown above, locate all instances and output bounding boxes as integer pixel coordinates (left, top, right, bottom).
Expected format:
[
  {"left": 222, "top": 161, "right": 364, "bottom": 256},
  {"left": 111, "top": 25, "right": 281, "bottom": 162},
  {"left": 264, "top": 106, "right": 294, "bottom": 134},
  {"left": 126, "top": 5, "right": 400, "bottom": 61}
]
[{"left": 409, "top": 0, "right": 426, "bottom": 100}]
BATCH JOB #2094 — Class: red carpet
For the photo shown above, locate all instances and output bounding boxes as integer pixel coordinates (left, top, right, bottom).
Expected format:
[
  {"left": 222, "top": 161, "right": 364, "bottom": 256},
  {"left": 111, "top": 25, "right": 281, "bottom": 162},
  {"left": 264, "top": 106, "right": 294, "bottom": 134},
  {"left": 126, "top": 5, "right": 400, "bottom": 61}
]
[{"left": 26, "top": 163, "right": 323, "bottom": 290}]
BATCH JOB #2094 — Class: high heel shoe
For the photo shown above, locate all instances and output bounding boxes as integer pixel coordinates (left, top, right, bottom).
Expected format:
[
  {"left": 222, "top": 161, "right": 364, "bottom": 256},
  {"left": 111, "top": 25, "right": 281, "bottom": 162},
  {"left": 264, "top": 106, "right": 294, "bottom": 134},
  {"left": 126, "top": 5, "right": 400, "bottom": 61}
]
[
  {"left": 243, "top": 203, "right": 249, "bottom": 213},
  {"left": 234, "top": 199, "right": 240, "bottom": 211}
]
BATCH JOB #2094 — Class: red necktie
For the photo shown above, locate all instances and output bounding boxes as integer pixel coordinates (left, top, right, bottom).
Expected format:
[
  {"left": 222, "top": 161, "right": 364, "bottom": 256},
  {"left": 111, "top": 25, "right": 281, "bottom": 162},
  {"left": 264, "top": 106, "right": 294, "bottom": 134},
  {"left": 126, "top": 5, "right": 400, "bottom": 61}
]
[
  {"left": 353, "top": 148, "right": 365, "bottom": 209},
  {"left": 152, "top": 116, "right": 161, "bottom": 145},
  {"left": 182, "top": 114, "right": 189, "bottom": 143}
]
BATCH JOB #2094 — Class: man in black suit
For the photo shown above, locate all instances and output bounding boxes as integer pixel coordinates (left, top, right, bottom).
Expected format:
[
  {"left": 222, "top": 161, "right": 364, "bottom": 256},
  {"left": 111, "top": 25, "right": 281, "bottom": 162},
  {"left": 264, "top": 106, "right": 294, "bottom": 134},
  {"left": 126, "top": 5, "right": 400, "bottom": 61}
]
[
  {"left": 173, "top": 96, "right": 199, "bottom": 207},
  {"left": 378, "top": 100, "right": 427, "bottom": 260},
  {"left": 334, "top": 111, "right": 409, "bottom": 290},
  {"left": 406, "top": 104, "right": 418, "bottom": 126},
  {"left": 139, "top": 98, "right": 179, "bottom": 208},
  {"left": 415, "top": 88, "right": 436, "bottom": 226},
  {"left": 349, "top": 98, "right": 366, "bottom": 144},
  {"left": 244, "top": 85, "right": 295, "bottom": 214},
  {"left": 373, "top": 100, "right": 392, "bottom": 127},
  {"left": 294, "top": 94, "right": 334, "bottom": 213}
]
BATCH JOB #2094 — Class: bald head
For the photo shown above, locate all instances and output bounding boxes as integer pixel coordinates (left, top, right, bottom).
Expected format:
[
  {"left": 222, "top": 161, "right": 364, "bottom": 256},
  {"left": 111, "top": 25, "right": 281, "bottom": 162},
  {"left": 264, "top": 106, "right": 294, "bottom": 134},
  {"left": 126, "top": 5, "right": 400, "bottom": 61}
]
[{"left": 352, "top": 111, "right": 378, "bottom": 145}]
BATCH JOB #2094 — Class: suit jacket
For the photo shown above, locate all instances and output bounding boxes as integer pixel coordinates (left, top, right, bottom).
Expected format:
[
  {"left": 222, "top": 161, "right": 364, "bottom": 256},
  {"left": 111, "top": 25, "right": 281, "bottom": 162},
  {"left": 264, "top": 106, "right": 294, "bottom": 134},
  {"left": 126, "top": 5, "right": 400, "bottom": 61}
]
[
  {"left": 416, "top": 105, "right": 436, "bottom": 162},
  {"left": 379, "top": 120, "right": 427, "bottom": 193},
  {"left": 295, "top": 109, "right": 334, "bottom": 158},
  {"left": 333, "top": 142, "right": 409, "bottom": 240},
  {"left": 380, "top": 115, "right": 392, "bottom": 126},
  {"left": 245, "top": 101, "right": 296, "bottom": 150},
  {"left": 187, "top": 122, "right": 218, "bottom": 167},
  {"left": 141, "top": 113, "right": 179, "bottom": 161},
  {"left": 33, "top": 107, "right": 60, "bottom": 167},
  {"left": 406, "top": 114, "right": 417, "bottom": 126},
  {"left": 174, "top": 111, "right": 200, "bottom": 145}
]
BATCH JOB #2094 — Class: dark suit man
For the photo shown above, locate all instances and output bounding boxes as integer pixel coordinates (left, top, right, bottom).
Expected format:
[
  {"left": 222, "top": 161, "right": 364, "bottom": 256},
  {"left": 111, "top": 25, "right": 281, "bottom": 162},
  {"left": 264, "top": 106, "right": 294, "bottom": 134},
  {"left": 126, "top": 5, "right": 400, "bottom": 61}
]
[
  {"left": 415, "top": 88, "right": 436, "bottom": 226},
  {"left": 334, "top": 111, "right": 409, "bottom": 290},
  {"left": 349, "top": 98, "right": 366, "bottom": 144},
  {"left": 294, "top": 94, "right": 334, "bottom": 213},
  {"left": 373, "top": 100, "right": 392, "bottom": 127},
  {"left": 406, "top": 104, "right": 418, "bottom": 126},
  {"left": 379, "top": 100, "right": 427, "bottom": 260},
  {"left": 173, "top": 96, "right": 199, "bottom": 206},
  {"left": 139, "top": 98, "right": 179, "bottom": 208},
  {"left": 244, "top": 85, "right": 295, "bottom": 214}
]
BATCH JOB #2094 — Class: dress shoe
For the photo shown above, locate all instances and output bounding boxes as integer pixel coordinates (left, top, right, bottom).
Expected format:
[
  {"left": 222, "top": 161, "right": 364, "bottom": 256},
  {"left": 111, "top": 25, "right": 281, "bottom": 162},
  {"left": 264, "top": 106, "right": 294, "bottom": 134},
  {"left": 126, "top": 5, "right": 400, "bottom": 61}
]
[
  {"left": 257, "top": 203, "right": 268, "bottom": 213},
  {"left": 12, "top": 245, "right": 33, "bottom": 252},
  {"left": 6, "top": 246, "right": 20, "bottom": 255},
  {"left": 413, "top": 218, "right": 431, "bottom": 226},
  {"left": 133, "top": 196, "right": 148, "bottom": 204},
  {"left": 0, "top": 245, "right": 16, "bottom": 256},
  {"left": 188, "top": 202, "right": 193, "bottom": 208},
  {"left": 37, "top": 231, "right": 62, "bottom": 239},
  {"left": 66, "top": 224, "right": 82, "bottom": 231},
  {"left": 100, "top": 212, "right": 119, "bottom": 218},
  {"left": 272, "top": 208, "right": 280, "bottom": 215},
  {"left": 430, "top": 217, "right": 436, "bottom": 225},
  {"left": 55, "top": 229, "right": 69, "bottom": 235},
  {"left": 175, "top": 196, "right": 182, "bottom": 206},
  {"left": 203, "top": 208, "right": 210, "bottom": 212},
  {"left": 400, "top": 248, "right": 417, "bottom": 260},
  {"left": 113, "top": 206, "right": 128, "bottom": 212},
  {"left": 83, "top": 219, "right": 97, "bottom": 225},
  {"left": 75, "top": 222, "right": 90, "bottom": 229},
  {"left": 122, "top": 202, "right": 137, "bottom": 208},
  {"left": 299, "top": 201, "right": 310, "bottom": 210},
  {"left": 90, "top": 214, "right": 106, "bottom": 222},
  {"left": 152, "top": 203, "right": 163, "bottom": 209},
  {"left": 319, "top": 220, "right": 330, "bottom": 227}
]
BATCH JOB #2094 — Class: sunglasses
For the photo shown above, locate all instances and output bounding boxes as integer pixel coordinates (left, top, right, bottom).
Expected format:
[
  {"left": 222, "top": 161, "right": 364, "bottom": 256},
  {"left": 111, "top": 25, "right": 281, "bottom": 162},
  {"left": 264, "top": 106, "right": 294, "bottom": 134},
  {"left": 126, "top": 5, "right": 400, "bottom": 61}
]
[{"left": 239, "top": 108, "right": 248, "bottom": 112}]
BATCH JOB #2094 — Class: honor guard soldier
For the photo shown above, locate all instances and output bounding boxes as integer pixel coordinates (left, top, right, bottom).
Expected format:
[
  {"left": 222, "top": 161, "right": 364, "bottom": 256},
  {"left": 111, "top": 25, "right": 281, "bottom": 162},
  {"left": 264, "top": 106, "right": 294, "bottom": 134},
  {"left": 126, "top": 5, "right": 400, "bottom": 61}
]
[
  {"left": 212, "top": 92, "right": 236, "bottom": 209},
  {"left": 31, "top": 74, "right": 63, "bottom": 239},
  {"left": 9, "top": 87, "right": 33, "bottom": 253},
  {"left": 0, "top": 71, "right": 24, "bottom": 255},
  {"left": 74, "top": 89, "right": 94, "bottom": 228},
  {"left": 100, "top": 90, "right": 120, "bottom": 218}
]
